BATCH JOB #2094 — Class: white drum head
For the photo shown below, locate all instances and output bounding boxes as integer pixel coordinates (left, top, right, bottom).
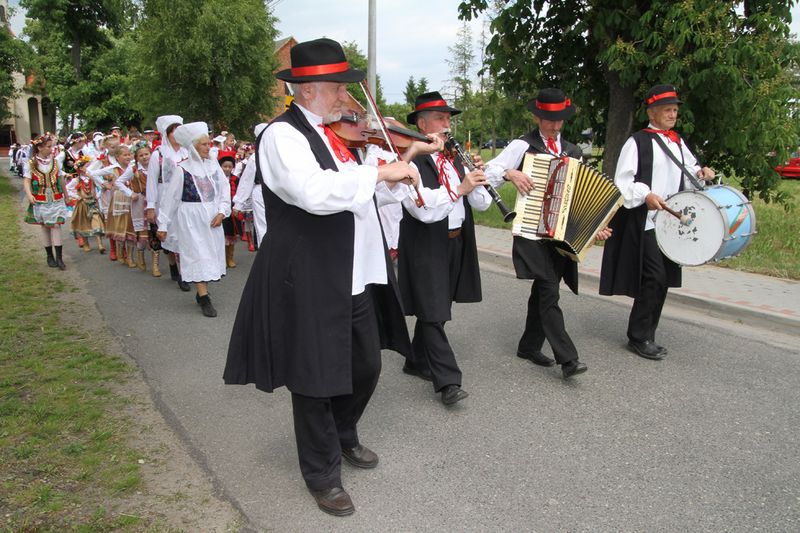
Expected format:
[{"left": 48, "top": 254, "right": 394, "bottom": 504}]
[{"left": 654, "top": 191, "right": 724, "bottom": 266}]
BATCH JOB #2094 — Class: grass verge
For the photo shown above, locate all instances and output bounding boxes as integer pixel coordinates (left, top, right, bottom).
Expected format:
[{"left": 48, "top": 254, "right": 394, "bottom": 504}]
[
  {"left": 472, "top": 150, "right": 799, "bottom": 280},
  {"left": 0, "top": 173, "right": 155, "bottom": 531}
]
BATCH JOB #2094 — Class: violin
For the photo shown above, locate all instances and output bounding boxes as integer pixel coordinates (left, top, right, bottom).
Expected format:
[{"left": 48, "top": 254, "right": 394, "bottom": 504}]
[{"left": 329, "top": 111, "right": 433, "bottom": 150}]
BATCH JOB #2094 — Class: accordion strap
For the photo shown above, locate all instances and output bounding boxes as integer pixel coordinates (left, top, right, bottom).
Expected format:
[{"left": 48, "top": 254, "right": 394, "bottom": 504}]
[{"left": 651, "top": 133, "right": 705, "bottom": 190}]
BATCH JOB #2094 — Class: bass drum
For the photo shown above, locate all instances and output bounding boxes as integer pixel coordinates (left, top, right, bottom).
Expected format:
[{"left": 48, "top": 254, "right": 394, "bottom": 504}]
[{"left": 654, "top": 185, "right": 756, "bottom": 266}]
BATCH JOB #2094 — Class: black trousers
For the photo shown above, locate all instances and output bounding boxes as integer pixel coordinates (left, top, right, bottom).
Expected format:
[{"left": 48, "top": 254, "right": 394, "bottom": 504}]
[
  {"left": 517, "top": 277, "right": 579, "bottom": 365},
  {"left": 627, "top": 229, "right": 668, "bottom": 343},
  {"left": 411, "top": 233, "right": 463, "bottom": 392},
  {"left": 290, "top": 288, "right": 381, "bottom": 491}
]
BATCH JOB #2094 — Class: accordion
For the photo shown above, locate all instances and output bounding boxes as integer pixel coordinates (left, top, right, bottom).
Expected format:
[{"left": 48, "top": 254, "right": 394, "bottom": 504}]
[{"left": 512, "top": 153, "right": 623, "bottom": 262}]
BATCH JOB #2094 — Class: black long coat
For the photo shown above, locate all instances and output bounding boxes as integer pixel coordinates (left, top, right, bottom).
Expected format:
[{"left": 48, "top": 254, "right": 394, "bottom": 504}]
[
  {"left": 223, "top": 103, "right": 412, "bottom": 398},
  {"left": 599, "top": 130, "right": 682, "bottom": 297},
  {"left": 397, "top": 155, "right": 482, "bottom": 323},
  {"left": 512, "top": 133, "right": 583, "bottom": 294}
]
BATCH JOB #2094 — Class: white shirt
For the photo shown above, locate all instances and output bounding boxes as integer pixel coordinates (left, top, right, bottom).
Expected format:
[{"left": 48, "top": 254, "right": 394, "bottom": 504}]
[
  {"left": 232, "top": 154, "right": 256, "bottom": 212},
  {"left": 260, "top": 102, "right": 405, "bottom": 295},
  {"left": 146, "top": 144, "right": 188, "bottom": 210},
  {"left": 615, "top": 124, "right": 701, "bottom": 230},
  {"left": 402, "top": 153, "right": 492, "bottom": 228}
]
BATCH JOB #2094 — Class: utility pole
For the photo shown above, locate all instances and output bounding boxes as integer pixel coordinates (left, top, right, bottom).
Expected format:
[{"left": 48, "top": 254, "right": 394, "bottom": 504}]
[{"left": 368, "top": 0, "right": 377, "bottom": 96}]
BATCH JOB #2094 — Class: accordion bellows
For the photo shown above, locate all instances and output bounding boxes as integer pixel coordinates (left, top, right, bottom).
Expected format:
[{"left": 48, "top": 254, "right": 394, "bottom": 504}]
[{"left": 512, "top": 154, "right": 623, "bottom": 262}]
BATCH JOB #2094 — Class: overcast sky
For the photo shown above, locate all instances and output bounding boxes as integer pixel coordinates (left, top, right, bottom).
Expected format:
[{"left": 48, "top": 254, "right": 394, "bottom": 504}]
[{"left": 8, "top": 0, "right": 800, "bottom": 104}]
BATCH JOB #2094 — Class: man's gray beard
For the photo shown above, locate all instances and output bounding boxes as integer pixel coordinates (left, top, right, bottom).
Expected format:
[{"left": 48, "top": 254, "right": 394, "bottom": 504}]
[{"left": 321, "top": 111, "right": 343, "bottom": 125}]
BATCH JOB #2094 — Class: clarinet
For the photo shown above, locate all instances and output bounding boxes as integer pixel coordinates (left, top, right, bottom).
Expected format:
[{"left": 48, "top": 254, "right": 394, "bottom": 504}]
[{"left": 443, "top": 131, "right": 517, "bottom": 223}]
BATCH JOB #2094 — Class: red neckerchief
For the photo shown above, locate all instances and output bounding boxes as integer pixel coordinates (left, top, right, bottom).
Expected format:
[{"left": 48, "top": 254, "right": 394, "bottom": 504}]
[
  {"left": 319, "top": 124, "right": 356, "bottom": 163},
  {"left": 546, "top": 137, "right": 559, "bottom": 156},
  {"left": 644, "top": 128, "right": 681, "bottom": 145},
  {"left": 435, "top": 152, "right": 460, "bottom": 202}
]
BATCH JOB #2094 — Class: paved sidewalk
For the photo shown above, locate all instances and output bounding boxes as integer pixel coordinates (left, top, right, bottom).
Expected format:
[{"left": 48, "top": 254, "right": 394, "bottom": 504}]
[{"left": 475, "top": 224, "right": 800, "bottom": 336}]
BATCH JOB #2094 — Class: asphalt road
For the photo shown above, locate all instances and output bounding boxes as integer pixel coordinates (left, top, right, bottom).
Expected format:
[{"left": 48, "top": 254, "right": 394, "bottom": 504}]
[{"left": 63, "top": 241, "right": 800, "bottom": 532}]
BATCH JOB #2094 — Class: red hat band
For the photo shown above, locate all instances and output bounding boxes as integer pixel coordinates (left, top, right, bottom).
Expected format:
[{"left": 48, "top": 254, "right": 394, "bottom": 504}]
[
  {"left": 416, "top": 99, "right": 449, "bottom": 111},
  {"left": 291, "top": 61, "right": 350, "bottom": 77},
  {"left": 646, "top": 91, "right": 678, "bottom": 105},
  {"left": 536, "top": 98, "right": 571, "bottom": 112}
]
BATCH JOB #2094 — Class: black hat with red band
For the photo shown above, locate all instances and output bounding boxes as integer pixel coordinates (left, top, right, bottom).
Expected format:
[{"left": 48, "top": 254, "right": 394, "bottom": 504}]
[
  {"left": 406, "top": 91, "right": 461, "bottom": 125},
  {"left": 526, "top": 88, "right": 575, "bottom": 121},
  {"left": 275, "top": 38, "right": 364, "bottom": 84},
  {"left": 645, "top": 84, "right": 683, "bottom": 108}
]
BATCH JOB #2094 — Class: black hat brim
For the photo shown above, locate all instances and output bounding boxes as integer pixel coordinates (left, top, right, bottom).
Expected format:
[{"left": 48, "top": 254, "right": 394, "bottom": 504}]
[
  {"left": 406, "top": 105, "right": 462, "bottom": 125},
  {"left": 647, "top": 98, "right": 683, "bottom": 108},
  {"left": 275, "top": 67, "right": 365, "bottom": 84},
  {"left": 526, "top": 100, "right": 576, "bottom": 120}
]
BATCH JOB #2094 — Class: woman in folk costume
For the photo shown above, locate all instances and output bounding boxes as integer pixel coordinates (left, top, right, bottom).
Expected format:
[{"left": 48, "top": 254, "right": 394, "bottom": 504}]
[
  {"left": 117, "top": 140, "right": 160, "bottom": 276},
  {"left": 217, "top": 149, "right": 239, "bottom": 268},
  {"left": 146, "top": 115, "right": 190, "bottom": 290},
  {"left": 68, "top": 155, "right": 106, "bottom": 253},
  {"left": 23, "top": 134, "right": 70, "bottom": 270},
  {"left": 157, "top": 122, "right": 230, "bottom": 318},
  {"left": 90, "top": 144, "right": 134, "bottom": 264}
]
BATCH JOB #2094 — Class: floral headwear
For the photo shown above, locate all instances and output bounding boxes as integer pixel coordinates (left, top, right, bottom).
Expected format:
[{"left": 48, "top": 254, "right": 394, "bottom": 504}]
[
  {"left": 73, "top": 155, "right": 94, "bottom": 173},
  {"left": 130, "top": 140, "right": 151, "bottom": 157},
  {"left": 31, "top": 133, "right": 54, "bottom": 147}
]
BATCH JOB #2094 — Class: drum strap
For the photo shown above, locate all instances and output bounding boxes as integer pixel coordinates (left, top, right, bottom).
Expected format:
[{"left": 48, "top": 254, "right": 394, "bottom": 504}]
[{"left": 651, "top": 134, "right": 706, "bottom": 191}]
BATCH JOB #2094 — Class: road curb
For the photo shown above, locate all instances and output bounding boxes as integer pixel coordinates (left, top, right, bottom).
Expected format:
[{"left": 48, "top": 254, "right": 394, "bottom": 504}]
[{"left": 477, "top": 247, "right": 800, "bottom": 337}]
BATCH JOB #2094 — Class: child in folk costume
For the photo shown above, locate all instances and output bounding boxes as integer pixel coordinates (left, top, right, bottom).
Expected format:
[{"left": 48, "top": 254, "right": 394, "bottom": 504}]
[
  {"left": 157, "top": 122, "right": 230, "bottom": 318},
  {"left": 90, "top": 143, "right": 134, "bottom": 264},
  {"left": 117, "top": 140, "right": 160, "bottom": 276},
  {"left": 68, "top": 155, "right": 106, "bottom": 253},
  {"left": 231, "top": 123, "right": 268, "bottom": 250},
  {"left": 23, "top": 134, "right": 70, "bottom": 270},
  {"left": 217, "top": 150, "right": 239, "bottom": 268}
]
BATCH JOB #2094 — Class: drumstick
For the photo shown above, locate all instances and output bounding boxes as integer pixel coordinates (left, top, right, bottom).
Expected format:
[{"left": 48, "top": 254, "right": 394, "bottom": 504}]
[{"left": 662, "top": 205, "right": 692, "bottom": 226}]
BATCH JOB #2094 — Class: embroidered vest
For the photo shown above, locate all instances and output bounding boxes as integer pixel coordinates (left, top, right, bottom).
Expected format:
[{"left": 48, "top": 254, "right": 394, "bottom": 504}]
[{"left": 29, "top": 159, "right": 63, "bottom": 201}]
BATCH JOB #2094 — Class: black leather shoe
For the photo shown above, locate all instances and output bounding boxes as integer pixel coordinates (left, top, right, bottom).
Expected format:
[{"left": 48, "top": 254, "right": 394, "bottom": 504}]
[
  {"left": 441, "top": 384, "right": 469, "bottom": 405},
  {"left": 653, "top": 343, "right": 668, "bottom": 355},
  {"left": 627, "top": 340, "right": 665, "bottom": 360},
  {"left": 309, "top": 487, "right": 355, "bottom": 516},
  {"left": 46, "top": 256, "right": 57, "bottom": 268},
  {"left": 197, "top": 295, "right": 217, "bottom": 318},
  {"left": 562, "top": 360, "right": 587, "bottom": 379},
  {"left": 177, "top": 279, "right": 191, "bottom": 292},
  {"left": 517, "top": 350, "right": 555, "bottom": 367},
  {"left": 342, "top": 444, "right": 379, "bottom": 469},
  {"left": 402, "top": 360, "right": 432, "bottom": 381},
  {"left": 56, "top": 258, "right": 66, "bottom": 271}
]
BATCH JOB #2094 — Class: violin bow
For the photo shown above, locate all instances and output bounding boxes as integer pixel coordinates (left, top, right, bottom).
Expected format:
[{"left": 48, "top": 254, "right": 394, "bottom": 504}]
[{"left": 358, "top": 81, "right": 426, "bottom": 208}]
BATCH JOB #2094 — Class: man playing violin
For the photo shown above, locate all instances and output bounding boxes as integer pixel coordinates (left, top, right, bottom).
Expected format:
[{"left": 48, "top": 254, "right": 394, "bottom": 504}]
[
  {"left": 484, "top": 88, "right": 608, "bottom": 379},
  {"left": 224, "top": 38, "right": 441, "bottom": 517},
  {"left": 398, "top": 91, "right": 493, "bottom": 406}
]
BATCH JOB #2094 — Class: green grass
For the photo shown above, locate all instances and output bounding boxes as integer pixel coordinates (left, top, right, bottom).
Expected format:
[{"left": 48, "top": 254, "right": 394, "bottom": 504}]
[
  {"left": 0, "top": 173, "right": 153, "bottom": 531},
  {"left": 472, "top": 150, "right": 800, "bottom": 279}
]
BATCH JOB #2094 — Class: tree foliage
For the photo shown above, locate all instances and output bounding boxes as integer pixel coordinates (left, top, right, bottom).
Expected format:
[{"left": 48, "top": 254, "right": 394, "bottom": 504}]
[
  {"left": 0, "top": 25, "right": 33, "bottom": 122},
  {"left": 134, "top": 0, "right": 280, "bottom": 136},
  {"left": 341, "top": 40, "right": 386, "bottom": 111},
  {"left": 459, "top": 0, "right": 800, "bottom": 202}
]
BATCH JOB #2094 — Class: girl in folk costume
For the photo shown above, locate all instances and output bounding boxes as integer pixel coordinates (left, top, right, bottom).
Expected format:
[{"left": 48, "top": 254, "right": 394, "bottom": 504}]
[
  {"left": 90, "top": 143, "right": 133, "bottom": 263},
  {"left": 117, "top": 141, "right": 161, "bottom": 276},
  {"left": 68, "top": 155, "right": 106, "bottom": 253},
  {"left": 217, "top": 150, "right": 239, "bottom": 268},
  {"left": 157, "top": 122, "right": 230, "bottom": 318},
  {"left": 146, "top": 115, "right": 190, "bottom": 291},
  {"left": 63, "top": 132, "right": 88, "bottom": 248},
  {"left": 23, "top": 134, "right": 70, "bottom": 270}
]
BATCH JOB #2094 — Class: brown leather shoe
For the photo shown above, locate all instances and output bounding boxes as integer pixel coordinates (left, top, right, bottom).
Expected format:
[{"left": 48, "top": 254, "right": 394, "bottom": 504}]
[
  {"left": 341, "top": 444, "right": 379, "bottom": 469},
  {"left": 309, "top": 487, "right": 355, "bottom": 516}
]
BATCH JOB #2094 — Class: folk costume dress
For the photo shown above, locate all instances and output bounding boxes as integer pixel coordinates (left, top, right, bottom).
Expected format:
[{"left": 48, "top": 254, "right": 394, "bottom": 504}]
[
  {"left": 157, "top": 143, "right": 230, "bottom": 283},
  {"left": 116, "top": 162, "right": 151, "bottom": 249},
  {"left": 68, "top": 174, "right": 105, "bottom": 238},
  {"left": 24, "top": 156, "right": 69, "bottom": 227},
  {"left": 146, "top": 116, "right": 187, "bottom": 255}
]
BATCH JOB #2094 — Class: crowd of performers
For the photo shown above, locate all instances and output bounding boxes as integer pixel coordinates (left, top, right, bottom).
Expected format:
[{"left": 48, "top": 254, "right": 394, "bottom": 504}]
[{"left": 12, "top": 118, "right": 266, "bottom": 318}]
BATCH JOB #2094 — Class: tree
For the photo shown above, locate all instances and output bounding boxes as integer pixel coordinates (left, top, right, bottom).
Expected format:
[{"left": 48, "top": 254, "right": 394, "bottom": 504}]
[
  {"left": 134, "top": 0, "right": 280, "bottom": 136},
  {"left": 459, "top": 0, "right": 800, "bottom": 203},
  {"left": 0, "top": 26, "right": 33, "bottom": 122},
  {"left": 341, "top": 40, "right": 386, "bottom": 110},
  {"left": 446, "top": 20, "right": 475, "bottom": 105}
]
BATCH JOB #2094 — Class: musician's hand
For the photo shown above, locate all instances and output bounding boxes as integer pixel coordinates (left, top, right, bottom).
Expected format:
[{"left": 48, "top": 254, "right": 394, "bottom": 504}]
[
  {"left": 697, "top": 166, "right": 715, "bottom": 181},
  {"left": 156, "top": 231, "right": 167, "bottom": 242},
  {"left": 645, "top": 192, "right": 667, "bottom": 210},
  {"left": 145, "top": 208, "right": 156, "bottom": 224},
  {"left": 506, "top": 169, "right": 534, "bottom": 195},
  {"left": 401, "top": 135, "right": 444, "bottom": 161},
  {"left": 595, "top": 227, "right": 613, "bottom": 241},
  {"left": 377, "top": 160, "right": 418, "bottom": 185},
  {"left": 458, "top": 169, "right": 488, "bottom": 197},
  {"left": 471, "top": 153, "right": 485, "bottom": 169},
  {"left": 210, "top": 213, "right": 224, "bottom": 228}
]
